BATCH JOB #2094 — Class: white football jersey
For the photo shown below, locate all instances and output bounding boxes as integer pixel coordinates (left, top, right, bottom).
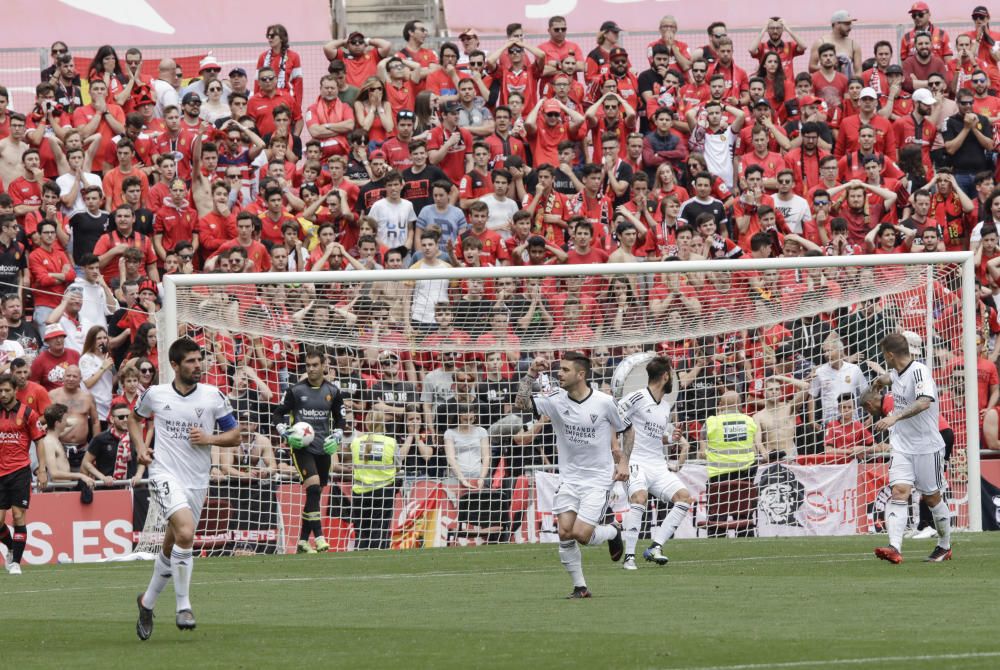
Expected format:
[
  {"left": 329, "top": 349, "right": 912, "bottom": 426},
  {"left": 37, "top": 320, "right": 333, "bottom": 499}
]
[
  {"left": 136, "top": 382, "right": 236, "bottom": 488},
  {"left": 618, "top": 388, "right": 671, "bottom": 466},
  {"left": 534, "top": 387, "right": 625, "bottom": 488},
  {"left": 889, "top": 361, "right": 945, "bottom": 455}
]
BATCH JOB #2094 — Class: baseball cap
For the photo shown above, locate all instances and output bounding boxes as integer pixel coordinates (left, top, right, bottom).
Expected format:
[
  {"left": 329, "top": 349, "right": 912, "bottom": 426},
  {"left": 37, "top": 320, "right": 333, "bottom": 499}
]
[
  {"left": 798, "top": 95, "right": 821, "bottom": 106},
  {"left": 552, "top": 72, "right": 571, "bottom": 83},
  {"left": 181, "top": 91, "right": 202, "bottom": 105},
  {"left": 458, "top": 28, "right": 479, "bottom": 38},
  {"left": 441, "top": 100, "right": 461, "bottom": 114},
  {"left": 44, "top": 324, "right": 67, "bottom": 341},
  {"left": 909, "top": 2, "right": 930, "bottom": 13},
  {"left": 378, "top": 350, "right": 400, "bottom": 362},
  {"left": 608, "top": 46, "right": 629, "bottom": 61},
  {"left": 397, "top": 109, "right": 415, "bottom": 120},
  {"left": 973, "top": 6, "right": 990, "bottom": 19},
  {"left": 135, "top": 94, "right": 155, "bottom": 107},
  {"left": 229, "top": 67, "right": 247, "bottom": 78},
  {"left": 541, "top": 98, "right": 562, "bottom": 114},
  {"left": 859, "top": 87, "right": 878, "bottom": 99},
  {"left": 199, "top": 54, "right": 221, "bottom": 72},
  {"left": 334, "top": 345, "right": 357, "bottom": 356},
  {"left": 886, "top": 64, "right": 904, "bottom": 75},
  {"left": 830, "top": 10, "right": 856, "bottom": 23},
  {"left": 348, "top": 31, "right": 365, "bottom": 42},
  {"left": 369, "top": 149, "right": 387, "bottom": 161},
  {"left": 912, "top": 87, "right": 937, "bottom": 105},
  {"left": 754, "top": 98, "right": 771, "bottom": 108},
  {"left": 600, "top": 21, "right": 622, "bottom": 33}
]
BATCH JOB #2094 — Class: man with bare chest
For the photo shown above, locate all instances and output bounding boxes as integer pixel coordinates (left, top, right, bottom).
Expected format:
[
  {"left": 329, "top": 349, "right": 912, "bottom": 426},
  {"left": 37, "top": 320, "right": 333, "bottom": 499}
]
[
  {"left": 0, "top": 114, "right": 29, "bottom": 187},
  {"left": 37, "top": 403, "right": 95, "bottom": 490},
  {"left": 754, "top": 376, "right": 811, "bottom": 459},
  {"left": 48, "top": 365, "right": 99, "bottom": 467}
]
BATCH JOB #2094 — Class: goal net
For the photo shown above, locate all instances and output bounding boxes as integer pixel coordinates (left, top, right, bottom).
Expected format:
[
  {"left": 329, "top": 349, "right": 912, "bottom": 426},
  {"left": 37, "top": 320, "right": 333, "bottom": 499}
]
[{"left": 144, "top": 252, "right": 981, "bottom": 554}]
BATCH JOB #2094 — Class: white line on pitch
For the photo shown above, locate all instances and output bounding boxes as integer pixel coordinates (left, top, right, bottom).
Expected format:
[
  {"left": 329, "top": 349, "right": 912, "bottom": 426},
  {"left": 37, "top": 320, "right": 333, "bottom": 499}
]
[{"left": 668, "top": 650, "right": 1000, "bottom": 670}]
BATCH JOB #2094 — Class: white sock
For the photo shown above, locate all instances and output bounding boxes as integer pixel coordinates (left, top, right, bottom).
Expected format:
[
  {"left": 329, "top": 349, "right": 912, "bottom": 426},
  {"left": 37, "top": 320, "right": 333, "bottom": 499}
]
[
  {"left": 886, "top": 499, "right": 908, "bottom": 552},
  {"left": 170, "top": 547, "right": 194, "bottom": 612},
  {"left": 930, "top": 501, "right": 952, "bottom": 550},
  {"left": 652, "top": 502, "right": 691, "bottom": 546},
  {"left": 558, "top": 540, "right": 586, "bottom": 588},
  {"left": 141, "top": 551, "right": 172, "bottom": 609},
  {"left": 623, "top": 504, "right": 644, "bottom": 556},
  {"left": 588, "top": 524, "right": 617, "bottom": 546}
]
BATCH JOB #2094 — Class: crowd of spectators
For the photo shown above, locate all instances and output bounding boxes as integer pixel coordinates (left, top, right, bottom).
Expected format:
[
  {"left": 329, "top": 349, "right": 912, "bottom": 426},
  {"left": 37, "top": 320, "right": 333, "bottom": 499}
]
[{"left": 1, "top": 6, "right": 999, "bottom": 547}]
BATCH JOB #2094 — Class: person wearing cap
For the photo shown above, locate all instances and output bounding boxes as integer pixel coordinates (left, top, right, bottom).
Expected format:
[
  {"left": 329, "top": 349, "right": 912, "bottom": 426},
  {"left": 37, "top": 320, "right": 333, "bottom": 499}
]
[
  {"left": 178, "top": 91, "right": 209, "bottom": 135},
  {"left": 322, "top": 31, "right": 392, "bottom": 89},
  {"left": 901, "top": 3, "right": 952, "bottom": 63},
  {"left": 750, "top": 17, "right": 807, "bottom": 80},
  {"left": 524, "top": 96, "right": 585, "bottom": 167},
  {"left": 584, "top": 20, "right": 623, "bottom": 84},
  {"left": 834, "top": 86, "right": 896, "bottom": 158},
  {"left": 248, "top": 66, "right": 301, "bottom": 138},
  {"left": 901, "top": 31, "right": 949, "bottom": 93},
  {"left": 537, "top": 16, "right": 584, "bottom": 86},
  {"left": 380, "top": 109, "right": 417, "bottom": 171},
  {"left": 965, "top": 7, "right": 1000, "bottom": 87},
  {"left": 179, "top": 54, "right": 230, "bottom": 103},
  {"left": 30, "top": 324, "right": 81, "bottom": 391},
  {"left": 456, "top": 28, "right": 486, "bottom": 68},
  {"left": 943, "top": 87, "right": 996, "bottom": 196},
  {"left": 226, "top": 68, "right": 249, "bottom": 98},
  {"left": 426, "top": 100, "right": 474, "bottom": 184},
  {"left": 879, "top": 65, "right": 912, "bottom": 121},
  {"left": 305, "top": 74, "right": 355, "bottom": 157},
  {"left": 808, "top": 10, "right": 862, "bottom": 78}
]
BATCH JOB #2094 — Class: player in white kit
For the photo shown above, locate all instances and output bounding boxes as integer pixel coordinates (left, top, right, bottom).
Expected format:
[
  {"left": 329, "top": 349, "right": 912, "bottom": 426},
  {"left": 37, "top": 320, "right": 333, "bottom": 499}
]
[
  {"left": 131, "top": 338, "right": 241, "bottom": 639},
  {"left": 871, "top": 333, "right": 952, "bottom": 564},
  {"left": 618, "top": 356, "right": 693, "bottom": 570},
  {"left": 514, "top": 352, "right": 628, "bottom": 598}
]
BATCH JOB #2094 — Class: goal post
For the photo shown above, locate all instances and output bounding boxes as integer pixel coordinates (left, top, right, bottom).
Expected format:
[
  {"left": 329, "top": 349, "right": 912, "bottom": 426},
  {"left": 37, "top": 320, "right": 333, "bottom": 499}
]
[{"left": 151, "top": 251, "right": 982, "bottom": 552}]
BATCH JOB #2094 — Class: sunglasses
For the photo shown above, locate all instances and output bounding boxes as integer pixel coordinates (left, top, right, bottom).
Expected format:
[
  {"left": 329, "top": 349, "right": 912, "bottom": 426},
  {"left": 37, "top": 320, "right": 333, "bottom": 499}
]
[
  {"left": 267, "top": 32, "right": 279, "bottom": 38},
  {"left": 778, "top": 179, "right": 793, "bottom": 185},
  {"left": 350, "top": 39, "right": 365, "bottom": 46},
  {"left": 52, "top": 48, "right": 67, "bottom": 55},
  {"left": 814, "top": 200, "right": 830, "bottom": 206},
  {"left": 140, "top": 367, "right": 154, "bottom": 373},
  {"left": 259, "top": 76, "right": 276, "bottom": 82},
  {"left": 469, "top": 61, "right": 484, "bottom": 67},
  {"left": 912, "top": 11, "right": 926, "bottom": 18},
  {"left": 974, "top": 78, "right": 988, "bottom": 84},
  {"left": 552, "top": 27, "right": 567, "bottom": 32},
  {"left": 611, "top": 60, "right": 628, "bottom": 66},
  {"left": 509, "top": 47, "right": 523, "bottom": 53},
  {"left": 974, "top": 14, "right": 989, "bottom": 20},
  {"left": 179, "top": 254, "right": 194, "bottom": 260},
  {"left": 112, "top": 414, "right": 130, "bottom": 420},
  {"left": 379, "top": 359, "right": 399, "bottom": 366}
]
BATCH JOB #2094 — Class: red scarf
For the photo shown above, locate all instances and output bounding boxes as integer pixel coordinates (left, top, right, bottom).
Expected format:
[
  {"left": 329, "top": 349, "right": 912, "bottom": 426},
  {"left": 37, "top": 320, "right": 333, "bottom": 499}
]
[{"left": 112, "top": 428, "right": 131, "bottom": 480}]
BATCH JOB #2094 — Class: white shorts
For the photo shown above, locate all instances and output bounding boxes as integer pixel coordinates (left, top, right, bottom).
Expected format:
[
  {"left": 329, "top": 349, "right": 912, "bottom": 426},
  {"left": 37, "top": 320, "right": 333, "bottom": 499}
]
[
  {"left": 552, "top": 480, "right": 611, "bottom": 527},
  {"left": 149, "top": 474, "right": 208, "bottom": 525},
  {"left": 888, "top": 449, "right": 946, "bottom": 495},
  {"left": 627, "top": 462, "right": 686, "bottom": 502}
]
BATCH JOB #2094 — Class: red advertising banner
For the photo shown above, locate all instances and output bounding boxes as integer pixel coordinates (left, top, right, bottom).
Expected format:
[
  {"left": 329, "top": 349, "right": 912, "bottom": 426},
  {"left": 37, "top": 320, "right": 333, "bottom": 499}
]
[{"left": 21, "top": 489, "right": 134, "bottom": 565}]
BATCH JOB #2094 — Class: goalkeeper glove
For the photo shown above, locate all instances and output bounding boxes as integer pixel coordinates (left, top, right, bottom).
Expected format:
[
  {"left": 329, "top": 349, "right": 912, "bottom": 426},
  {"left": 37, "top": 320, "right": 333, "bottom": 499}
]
[
  {"left": 323, "top": 429, "right": 344, "bottom": 455},
  {"left": 277, "top": 423, "right": 304, "bottom": 450},
  {"left": 276, "top": 423, "right": 289, "bottom": 438}
]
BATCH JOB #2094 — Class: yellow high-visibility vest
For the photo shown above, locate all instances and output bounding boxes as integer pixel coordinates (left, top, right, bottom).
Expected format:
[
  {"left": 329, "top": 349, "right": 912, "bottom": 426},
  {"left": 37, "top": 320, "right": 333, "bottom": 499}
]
[
  {"left": 705, "top": 413, "right": 757, "bottom": 478},
  {"left": 350, "top": 433, "right": 397, "bottom": 493}
]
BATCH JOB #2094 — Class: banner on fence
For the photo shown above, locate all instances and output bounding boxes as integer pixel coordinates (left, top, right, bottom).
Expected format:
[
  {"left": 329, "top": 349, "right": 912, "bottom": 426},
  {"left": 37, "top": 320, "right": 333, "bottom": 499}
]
[
  {"left": 534, "top": 461, "right": 861, "bottom": 540},
  {"left": 22, "top": 489, "right": 133, "bottom": 564}
]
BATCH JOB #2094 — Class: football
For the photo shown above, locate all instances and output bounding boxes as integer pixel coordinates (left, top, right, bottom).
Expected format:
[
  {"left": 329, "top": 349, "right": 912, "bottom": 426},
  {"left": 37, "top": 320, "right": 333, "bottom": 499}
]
[{"left": 287, "top": 422, "right": 315, "bottom": 449}]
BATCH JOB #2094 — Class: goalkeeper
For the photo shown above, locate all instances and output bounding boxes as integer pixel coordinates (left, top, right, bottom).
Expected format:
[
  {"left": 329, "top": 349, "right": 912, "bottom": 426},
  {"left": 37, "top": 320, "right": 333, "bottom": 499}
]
[{"left": 274, "top": 349, "right": 347, "bottom": 554}]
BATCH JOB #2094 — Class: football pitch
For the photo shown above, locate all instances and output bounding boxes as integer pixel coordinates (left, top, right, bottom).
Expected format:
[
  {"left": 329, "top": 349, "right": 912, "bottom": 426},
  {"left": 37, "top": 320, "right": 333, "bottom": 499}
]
[{"left": 4, "top": 534, "right": 1000, "bottom": 670}]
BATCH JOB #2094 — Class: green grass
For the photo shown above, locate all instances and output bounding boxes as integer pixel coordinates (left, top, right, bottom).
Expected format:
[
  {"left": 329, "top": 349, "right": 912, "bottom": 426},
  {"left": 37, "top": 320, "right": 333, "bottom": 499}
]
[{"left": 4, "top": 534, "right": 1000, "bottom": 669}]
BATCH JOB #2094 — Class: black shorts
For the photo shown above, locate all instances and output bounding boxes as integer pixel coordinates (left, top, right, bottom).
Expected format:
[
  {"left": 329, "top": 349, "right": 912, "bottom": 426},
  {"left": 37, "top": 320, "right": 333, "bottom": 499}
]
[
  {"left": 291, "top": 450, "right": 331, "bottom": 487},
  {"left": 0, "top": 466, "right": 32, "bottom": 510}
]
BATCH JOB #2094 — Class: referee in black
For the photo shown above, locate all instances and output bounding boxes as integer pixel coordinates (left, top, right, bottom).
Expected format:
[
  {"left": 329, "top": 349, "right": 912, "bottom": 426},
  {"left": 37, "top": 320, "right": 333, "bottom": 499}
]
[{"left": 275, "top": 348, "right": 346, "bottom": 554}]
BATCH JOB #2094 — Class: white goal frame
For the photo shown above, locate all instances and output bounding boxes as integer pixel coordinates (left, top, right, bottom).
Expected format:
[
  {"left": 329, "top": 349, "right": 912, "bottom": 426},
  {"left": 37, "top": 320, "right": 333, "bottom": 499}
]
[{"left": 159, "top": 251, "right": 983, "bottom": 532}]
